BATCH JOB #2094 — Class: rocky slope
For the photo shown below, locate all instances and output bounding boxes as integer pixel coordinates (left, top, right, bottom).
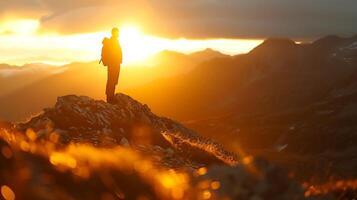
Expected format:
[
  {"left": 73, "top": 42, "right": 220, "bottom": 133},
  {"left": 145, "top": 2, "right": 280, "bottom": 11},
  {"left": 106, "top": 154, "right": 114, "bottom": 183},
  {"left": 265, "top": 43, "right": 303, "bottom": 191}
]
[
  {"left": 0, "top": 93, "right": 313, "bottom": 200},
  {"left": 17, "top": 93, "right": 239, "bottom": 167}
]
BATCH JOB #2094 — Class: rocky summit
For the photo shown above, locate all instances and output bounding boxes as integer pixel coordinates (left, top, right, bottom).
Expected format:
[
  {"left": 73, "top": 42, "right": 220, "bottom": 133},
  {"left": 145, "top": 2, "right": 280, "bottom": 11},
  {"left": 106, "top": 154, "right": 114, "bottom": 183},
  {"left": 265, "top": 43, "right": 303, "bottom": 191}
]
[
  {"left": 17, "top": 93, "right": 239, "bottom": 168},
  {"left": 0, "top": 93, "right": 312, "bottom": 199}
]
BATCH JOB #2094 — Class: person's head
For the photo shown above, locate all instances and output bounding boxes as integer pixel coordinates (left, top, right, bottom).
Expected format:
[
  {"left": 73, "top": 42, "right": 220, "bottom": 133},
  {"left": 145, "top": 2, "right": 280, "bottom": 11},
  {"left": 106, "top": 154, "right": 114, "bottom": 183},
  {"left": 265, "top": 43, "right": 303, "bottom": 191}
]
[{"left": 111, "top": 27, "right": 119, "bottom": 38}]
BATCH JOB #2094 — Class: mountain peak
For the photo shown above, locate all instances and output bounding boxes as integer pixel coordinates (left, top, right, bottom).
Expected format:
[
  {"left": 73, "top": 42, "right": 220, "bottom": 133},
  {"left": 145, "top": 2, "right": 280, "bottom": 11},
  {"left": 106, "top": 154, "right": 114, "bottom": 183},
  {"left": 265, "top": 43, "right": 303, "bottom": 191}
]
[
  {"left": 203, "top": 47, "right": 214, "bottom": 51},
  {"left": 248, "top": 38, "right": 297, "bottom": 56},
  {"left": 312, "top": 35, "right": 344, "bottom": 46},
  {"left": 190, "top": 48, "right": 224, "bottom": 56},
  {"left": 260, "top": 38, "right": 296, "bottom": 48},
  {"left": 313, "top": 34, "right": 357, "bottom": 48},
  {"left": 189, "top": 48, "right": 228, "bottom": 62},
  {"left": 197, "top": 48, "right": 219, "bottom": 53},
  {"left": 156, "top": 50, "right": 186, "bottom": 57}
]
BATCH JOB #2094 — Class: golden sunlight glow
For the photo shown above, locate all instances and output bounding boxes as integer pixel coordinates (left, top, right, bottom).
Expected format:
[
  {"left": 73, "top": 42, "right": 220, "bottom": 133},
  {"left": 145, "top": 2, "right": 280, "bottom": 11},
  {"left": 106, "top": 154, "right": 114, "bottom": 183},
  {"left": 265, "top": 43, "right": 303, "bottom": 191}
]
[
  {"left": 120, "top": 26, "right": 141, "bottom": 41},
  {"left": 119, "top": 25, "right": 160, "bottom": 63},
  {"left": 0, "top": 19, "right": 39, "bottom": 35},
  {"left": 0, "top": 21, "right": 263, "bottom": 65}
]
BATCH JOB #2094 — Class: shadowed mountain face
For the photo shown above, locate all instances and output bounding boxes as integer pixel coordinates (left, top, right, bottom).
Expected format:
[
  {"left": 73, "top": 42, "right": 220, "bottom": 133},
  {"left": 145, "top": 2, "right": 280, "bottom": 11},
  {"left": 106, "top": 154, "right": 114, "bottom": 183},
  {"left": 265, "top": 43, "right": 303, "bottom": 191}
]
[{"left": 126, "top": 36, "right": 357, "bottom": 121}]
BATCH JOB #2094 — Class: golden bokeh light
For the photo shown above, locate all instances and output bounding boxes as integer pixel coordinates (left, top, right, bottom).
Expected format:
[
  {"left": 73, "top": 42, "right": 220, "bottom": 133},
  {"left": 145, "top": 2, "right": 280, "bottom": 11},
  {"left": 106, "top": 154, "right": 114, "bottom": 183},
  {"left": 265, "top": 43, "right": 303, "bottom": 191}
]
[
  {"left": 50, "top": 152, "right": 77, "bottom": 169},
  {"left": 25, "top": 129, "right": 37, "bottom": 142},
  {"left": 202, "top": 190, "right": 211, "bottom": 199},
  {"left": 2, "top": 117, "right": 357, "bottom": 199},
  {"left": 1, "top": 146, "right": 13, "bottom": 159},
  {"left": 1, "top": 185, "right": 15, "bottom": 200},
  {"left": 20, "top": 141, "right": 30, "bottom": 152},
  {"left": 197, "top": 167, "right": 208, "bottom": 176},
  {"left": 210, "top": 181, "right": 220, "bottom": 190}
]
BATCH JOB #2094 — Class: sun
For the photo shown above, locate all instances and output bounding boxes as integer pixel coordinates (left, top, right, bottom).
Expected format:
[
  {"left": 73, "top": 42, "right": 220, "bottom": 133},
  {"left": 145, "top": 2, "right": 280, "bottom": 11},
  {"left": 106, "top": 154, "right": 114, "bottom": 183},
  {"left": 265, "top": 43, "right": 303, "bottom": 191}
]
[
  {"left": 119, "top": 25, "right": 162, "bottom": 64},
  {"left": 119, "top": 25, "right": 154, "bottom": 64},
  {"left": 120, "top": 26, "right": 141, "bottom": 41}
]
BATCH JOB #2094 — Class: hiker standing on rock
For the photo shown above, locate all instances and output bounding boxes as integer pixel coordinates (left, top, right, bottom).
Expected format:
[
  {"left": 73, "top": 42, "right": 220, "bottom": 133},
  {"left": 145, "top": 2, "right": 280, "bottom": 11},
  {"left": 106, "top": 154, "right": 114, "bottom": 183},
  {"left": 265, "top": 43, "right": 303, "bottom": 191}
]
[{"left": 100, "top": 27, "right": 123, "bottom": 104}]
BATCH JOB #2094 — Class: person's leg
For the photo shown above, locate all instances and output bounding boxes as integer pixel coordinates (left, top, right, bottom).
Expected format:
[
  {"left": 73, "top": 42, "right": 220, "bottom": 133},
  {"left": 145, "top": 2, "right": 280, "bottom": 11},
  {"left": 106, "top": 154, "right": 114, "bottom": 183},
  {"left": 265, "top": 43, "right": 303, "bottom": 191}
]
[
  {"left": 106, "top": 65, "right": 116, "bottom": 103},
  {"left": 112, "top": 64, "right": 120, "bottom": 86},
  {"left": 106, "top": 64, "right": 121, "bottom": 103},
  {"left": 111, "top": 64, "right": 120, "bottom": 93}
]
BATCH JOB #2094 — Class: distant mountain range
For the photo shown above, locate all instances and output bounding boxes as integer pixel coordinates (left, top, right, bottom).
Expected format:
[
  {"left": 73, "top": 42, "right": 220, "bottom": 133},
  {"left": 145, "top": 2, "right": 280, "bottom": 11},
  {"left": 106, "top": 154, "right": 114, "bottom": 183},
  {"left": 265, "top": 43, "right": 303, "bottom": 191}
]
[
  {"left": 0, "top": 48, "right": 228, "bottom": 121},
  {"left": 126, "top": 35, "right": 357, "bottom": 121},
  {"left": 0, "top": 63, "right": 63, "bottom": 98}
]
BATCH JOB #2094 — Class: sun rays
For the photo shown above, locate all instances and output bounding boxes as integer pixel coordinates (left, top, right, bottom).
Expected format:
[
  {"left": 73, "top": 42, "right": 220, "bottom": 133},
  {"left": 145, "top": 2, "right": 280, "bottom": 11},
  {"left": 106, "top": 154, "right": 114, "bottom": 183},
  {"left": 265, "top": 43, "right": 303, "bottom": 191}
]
[{"left": 0, "top": 20, "right": 262, "bottom": 66}]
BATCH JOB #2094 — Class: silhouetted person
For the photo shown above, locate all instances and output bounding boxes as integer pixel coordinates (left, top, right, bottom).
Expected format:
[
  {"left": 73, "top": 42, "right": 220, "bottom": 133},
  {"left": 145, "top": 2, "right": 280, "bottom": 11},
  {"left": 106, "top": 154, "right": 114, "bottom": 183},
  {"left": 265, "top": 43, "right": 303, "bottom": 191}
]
[{"left": 101, "top": 28, "right": 123, "bottom": 103}]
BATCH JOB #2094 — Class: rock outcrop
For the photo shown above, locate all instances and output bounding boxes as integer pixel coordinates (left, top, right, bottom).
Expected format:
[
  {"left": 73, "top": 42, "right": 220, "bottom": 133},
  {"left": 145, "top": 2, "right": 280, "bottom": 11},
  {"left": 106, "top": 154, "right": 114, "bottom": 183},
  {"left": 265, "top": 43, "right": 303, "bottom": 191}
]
[
  {"left": 0, "top": 93, "right": 340, "bottom": 199},
  {"left": 17, "top": 93, "right": 238, "bottom": 167}
]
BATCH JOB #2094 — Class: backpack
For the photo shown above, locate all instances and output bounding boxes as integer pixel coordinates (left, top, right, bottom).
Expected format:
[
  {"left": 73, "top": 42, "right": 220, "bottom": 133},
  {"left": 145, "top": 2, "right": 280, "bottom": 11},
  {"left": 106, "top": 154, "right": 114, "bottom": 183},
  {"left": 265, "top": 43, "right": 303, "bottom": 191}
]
[{"left": 100, "top": 37, "right": 111, "bottom": 66}]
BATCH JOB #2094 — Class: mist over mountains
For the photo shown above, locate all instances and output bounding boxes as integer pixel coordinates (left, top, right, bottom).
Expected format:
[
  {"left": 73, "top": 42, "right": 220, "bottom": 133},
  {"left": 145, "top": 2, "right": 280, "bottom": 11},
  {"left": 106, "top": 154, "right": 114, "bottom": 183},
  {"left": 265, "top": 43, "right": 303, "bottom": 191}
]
[
  {"left": 0, "top": 48, "right": 227, "bottom": 121},
  {"left": 0, "top": 63, "right": 64, "bottom": 98}
]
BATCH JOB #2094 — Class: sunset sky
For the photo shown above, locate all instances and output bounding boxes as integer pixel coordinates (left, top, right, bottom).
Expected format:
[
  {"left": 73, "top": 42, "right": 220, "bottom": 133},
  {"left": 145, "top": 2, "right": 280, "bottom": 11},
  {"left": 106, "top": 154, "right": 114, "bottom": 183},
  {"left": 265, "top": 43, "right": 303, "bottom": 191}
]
[{"left": 1, "top": 0, "right": 356, "bottom": 65}]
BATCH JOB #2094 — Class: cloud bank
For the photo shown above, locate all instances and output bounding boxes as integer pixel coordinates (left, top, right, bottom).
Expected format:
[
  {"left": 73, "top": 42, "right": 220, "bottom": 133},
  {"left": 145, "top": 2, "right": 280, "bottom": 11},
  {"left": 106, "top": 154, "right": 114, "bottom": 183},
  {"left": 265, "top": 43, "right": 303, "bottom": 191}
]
[{"left": 1, "top": 0, "right": 356, "bottom": 39}]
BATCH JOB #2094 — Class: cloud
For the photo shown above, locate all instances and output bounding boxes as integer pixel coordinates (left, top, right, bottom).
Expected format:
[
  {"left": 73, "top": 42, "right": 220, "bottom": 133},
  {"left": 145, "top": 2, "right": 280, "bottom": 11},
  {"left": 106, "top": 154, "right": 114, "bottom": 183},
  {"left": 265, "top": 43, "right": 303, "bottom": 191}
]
[
  {"left": 0, "top": 0, "right": 45, "bottom": 19},
  {"left": 1, "top": 0, "right": 357, "bottom": 39},
  {"left": 143, "top": 0, "right": 357, "bottom": 38},
  {"left": 39, "top": 2, "right": 154, "bottom": 34}
]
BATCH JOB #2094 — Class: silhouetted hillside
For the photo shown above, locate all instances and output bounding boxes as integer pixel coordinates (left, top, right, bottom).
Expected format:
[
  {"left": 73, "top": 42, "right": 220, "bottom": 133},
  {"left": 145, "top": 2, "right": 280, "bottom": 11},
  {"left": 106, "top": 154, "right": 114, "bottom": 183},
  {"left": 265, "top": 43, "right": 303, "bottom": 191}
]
[
  {"left": 189, "top": 48, "right": 229, "bottom": 62},
  {"left": 126, "top": 35, "right": 357, "bottom": 121}
]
